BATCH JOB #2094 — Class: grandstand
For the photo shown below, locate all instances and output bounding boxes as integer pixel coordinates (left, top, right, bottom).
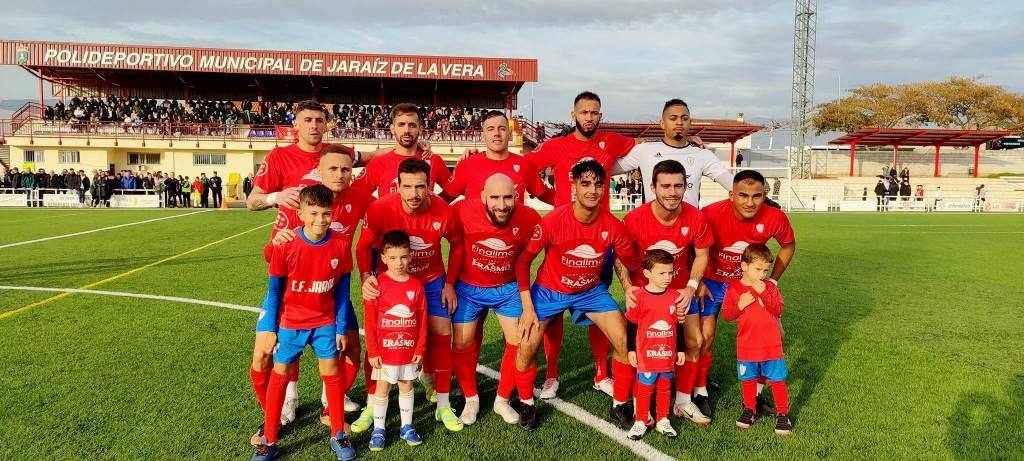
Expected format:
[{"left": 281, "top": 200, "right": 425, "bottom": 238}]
[{"left": 0, "top": 40, "right": 539, "bottom": 186}]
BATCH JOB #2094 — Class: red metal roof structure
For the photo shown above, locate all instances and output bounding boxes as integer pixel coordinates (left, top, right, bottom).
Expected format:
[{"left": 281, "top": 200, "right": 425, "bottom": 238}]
[
  {"left": 828, "top": 128, "right": 1016, "bottom": 177},
  {"left": 600, "top": 119, "right": 763, "bottom": 166},
  {"left": 1, "top": 40, "right": 537, "bottom": 109}
]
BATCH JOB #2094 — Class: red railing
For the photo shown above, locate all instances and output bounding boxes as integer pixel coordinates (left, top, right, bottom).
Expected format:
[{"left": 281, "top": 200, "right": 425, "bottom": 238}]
[
  {"left": 11, "top": 101, "right": 45, "bottom": 134},
  {"left": 0, "top": 119, "right": 503, "bottom": 146}
]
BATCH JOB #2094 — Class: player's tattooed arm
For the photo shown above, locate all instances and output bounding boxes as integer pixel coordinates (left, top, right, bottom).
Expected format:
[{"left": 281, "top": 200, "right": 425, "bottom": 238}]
[{"left": 613, "top": 258, "right": 633, "bottom": 292}]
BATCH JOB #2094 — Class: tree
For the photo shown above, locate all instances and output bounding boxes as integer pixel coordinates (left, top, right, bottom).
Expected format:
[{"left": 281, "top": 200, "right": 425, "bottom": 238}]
[{"left": 811, "top": 77, "right": 1024, "bottom": 135}]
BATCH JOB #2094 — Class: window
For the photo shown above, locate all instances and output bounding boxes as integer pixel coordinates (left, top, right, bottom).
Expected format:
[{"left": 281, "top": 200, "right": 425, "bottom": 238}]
[
  {"left": 128, "top": 152, "right": 161, "bottom": 165},
  {"left": 193, "top": 153, "right": 227, "bottom": 165},
  {"left": 24, "top": 151, "right": 43, "bottom": 163},
  {"left": 58, "top": 151, "right": 80, "bottom": 164}
]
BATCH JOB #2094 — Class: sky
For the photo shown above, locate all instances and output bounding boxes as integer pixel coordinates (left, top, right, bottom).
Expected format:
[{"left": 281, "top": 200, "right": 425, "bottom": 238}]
[{"left": 1, "top": 0, "right": 1022, "bottom": 138}]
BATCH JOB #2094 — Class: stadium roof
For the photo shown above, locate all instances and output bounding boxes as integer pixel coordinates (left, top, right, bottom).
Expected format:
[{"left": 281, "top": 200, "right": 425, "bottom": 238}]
[
  {"left": 1, "top": 40, "right": 537, "bottom": 108},
  {"left": 600, "top": 119, "right": 763, "bottom": 144},
  {"left": 827, "top": 128, "right": 1013, "bottom": 148}
]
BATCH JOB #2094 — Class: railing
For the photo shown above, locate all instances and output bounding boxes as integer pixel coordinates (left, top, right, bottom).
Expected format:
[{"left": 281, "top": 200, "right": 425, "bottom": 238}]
[
  {"left": 1, "top": 119, "right": 497, "bottom": 146},
  {"left": 11, "top": 102, "right": 45, "bottom": 133}
]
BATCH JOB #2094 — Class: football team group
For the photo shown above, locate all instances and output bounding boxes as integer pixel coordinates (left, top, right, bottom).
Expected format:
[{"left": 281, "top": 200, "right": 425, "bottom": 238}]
[{"left": 243, "top": 91, "right": 798, "bottom": 460}]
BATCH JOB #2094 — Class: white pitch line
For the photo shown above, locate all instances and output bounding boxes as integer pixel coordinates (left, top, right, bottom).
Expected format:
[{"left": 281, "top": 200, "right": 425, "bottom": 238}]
[
  {"left": 0, "top": 210, "right": 212, "bottom": 250},
  {"left": 0, "top": 285, "right": 676, "bottom": 461}
]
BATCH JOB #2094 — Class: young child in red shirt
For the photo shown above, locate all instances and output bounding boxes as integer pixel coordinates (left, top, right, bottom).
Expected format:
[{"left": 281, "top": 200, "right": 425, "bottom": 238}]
[
  {"left": 625, "top": 249, "right": 685, "bottom": 440},
  {"left": 721, "top": 243, "right": 793, "bottom": 435},
  {"left": 364, "top": 230, "right": 429, "bottom": 451}
]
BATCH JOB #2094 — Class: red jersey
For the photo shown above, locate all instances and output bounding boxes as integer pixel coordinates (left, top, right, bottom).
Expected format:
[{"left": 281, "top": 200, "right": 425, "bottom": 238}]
[
  {"left": 255, "top": 143, "right": 327, "bottom": 243},
  {"left": 625, "top": 289, "right": 681, "bottom": 373},
  {"left": 443, "top": 152, "right": 551, "bottom": 204},
  {"left": 363, "top": 272, "right": 428, "bottom": 365},
  {"left": 265, "top": 185, "right": 374, "bottom": 268},
  {"left": 526, "top": 131, "right": 635, "bottom": 207},
  {"left": 702, "top": 199, "right": 795, "bottom": 282},
  {"left": 624, "top": 201, "right": 713, "bottom": 289},
  {"left": 352, "top": 149, "right": 450, "bottom": 198},
  {"left": 267, "top": 230, "right": 349, "bottom": 330},
  {"left": 356, "top": 193, "right": 461, "bottom": 283},
  {"left": 520, "top": 204, "right": 640, "bottom": 293},
  {"left": 450, "top": 200, "right": 542, "bottom": 287},
  {"left": 721, "top": 281, "right": 785, "bottom": 362}
]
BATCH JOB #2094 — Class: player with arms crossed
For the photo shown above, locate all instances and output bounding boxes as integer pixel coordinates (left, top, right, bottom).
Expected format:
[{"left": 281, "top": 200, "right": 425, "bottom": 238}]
[
  {"left": 696, "top": 170, "right": 796, "bottom": 419},
  {"left": 513, "top": 159, "right": 641, "bottom": 431}
]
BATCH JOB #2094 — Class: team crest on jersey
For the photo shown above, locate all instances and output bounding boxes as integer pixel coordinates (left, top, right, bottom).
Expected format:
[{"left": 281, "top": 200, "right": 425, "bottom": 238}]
[
  {"left": 756, "top": 224, "right": 765, "bottom": 233},
  {"left": 256, "top": 163, "right": 268, "bottom": 177},
  {"left": 432, "top": 221, "right": 441, "bottom": 231},
  {"left": 686, "top": 157, "right": 695, "bottom": 166},
  {"left": 601, "top": 231, "right": 608, "bottom": 241},
  {"left": 330, "top": 258, "right": 339, "bottom": 269},
  {"left": 406, "top": 291, "right": 415, "bottom": 301},
  {"left": 513, "top": 164, "right": 520, "bottom": 173},
  {"left": 512, "top": 227, "right": 519, "bottom": 235},
  {"left": 681, "top": 226, "right": 689, "bottom": 236},
  {"left": 345, "top": 204, "right": 352, "bottom": 213},
  {"left": 530, "top": 224, "right": 542, "bottom": 240},
  {"left": 654, "top": 152, "right": 663, "bottom": 158},
  {"left": 599, "top": 141, "right": 606, "bottom": 150}
]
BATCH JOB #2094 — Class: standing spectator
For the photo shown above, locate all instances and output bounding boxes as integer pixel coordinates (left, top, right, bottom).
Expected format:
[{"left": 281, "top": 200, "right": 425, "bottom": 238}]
[
  {"left": 210, "top": 171, "right": 223, "bottom": 208},
  {"left": 889, "top": 165, "right": 897, "bottom": 179},
  {"left": 121, "top": 171, "right": 137, "bottom": 191},
  {"left": 899, "top": 180, "right": 911, "bottom": 201},
  {"left": 105, "top": 172, "right": 117, "bottom": 207},
  {"left": 191, "top": 176, "right": 203, "bottom": 206},
  {"left": 874, "top": 177, "right": 886, "bottom": 212},
  {"left": 51, "top": 170, "right": 63, "bottom": 192},
  {"left": 900, "top": 166, "right": 910, "bottom": 183},
  {"left": 79, "top": 170, "right": 90, "bottom": 206},
  {"left": 35, "top": 169, "right": 50, "bottom": 206},
  {"left": 243, "top": 173, "right": 253, "bottom": 198},
  {"left": 21, "top": 169, "right": 36, "bottom": 206},
  {"left": 934, "top": 187, "right": 943, "bottom": 211},
  {"left": 915, "top": 185, "right": 925, "bottom": 202},
  {"left": 164, "top": 173, "right": 178, "bottom": 207},
  {"left": 862, "top": 187, "right": 868, "bottom": 201},
  {"left": 975, "top": 185, "right": 986, "bottom": 212},
  {"left": 200, "top": 173, "right": 211, "bottom": 208},
  {"left": 735, "top": 151, "right": 744, "bottom": 168},
  {"left": 7, "top": 168, "right": 21, "bottom": 192},
  {"left": 881, "top": 164, "right": 889, "bottom": 178},
  {"left": 65, "top": 168, "right": 82, "bottom": 203},
  {"left": 154, "top": 175, "right": 166, "bottom": 208},
  {"left": 91, "top": 172, "right": 103, "bottom": 207},
  {"left": 181, "top": 176, "right": 193, "bottom": 208}
]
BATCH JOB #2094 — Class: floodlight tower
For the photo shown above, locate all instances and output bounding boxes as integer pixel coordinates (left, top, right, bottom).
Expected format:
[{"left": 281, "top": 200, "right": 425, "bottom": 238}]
[{"left": 790, "top": 0, "right": 817, "bottom": 178}]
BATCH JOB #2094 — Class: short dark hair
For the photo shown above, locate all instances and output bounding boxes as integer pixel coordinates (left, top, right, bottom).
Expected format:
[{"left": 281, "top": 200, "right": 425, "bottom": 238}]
[
  {"left": 382, "top": 230, "right": 411, "bottom": 251},
  {"left": 397, "top": 157, "right": 431, "bottom": 183},
  {"left": 642, "top": 249, "right": 675, "bottom": 271},
  {"left": 651, "top": 159, "right": 687, "bottom": 185},
  {"left": 294, "top": 100, "right": 326, "bottom": 116},
  {"left": 663, "top": 98, "right": 689, "bottom": 112},
  {"left": 574, "top": 91, "right": 601, "bottom": 106},
  {"left": 742, "top": 243, "right": 774, "bottom": 264},
  {"left": 322, "top": 143, "right": 355, "bottom": 161},
  {"left": 571, "top": 159, "right": 606, "bottom": 183},
  {"left": 733, "top": 169, "right": 766, "bottom": 186},
  {"left": 391, "top": 103, "right": 420, "bottom": 121},
  {"left": 299, "top": 184, "right": 334, "bottom": 208},
  {"left": 482, "top": 110, "right": 507, "bottom": 125}
]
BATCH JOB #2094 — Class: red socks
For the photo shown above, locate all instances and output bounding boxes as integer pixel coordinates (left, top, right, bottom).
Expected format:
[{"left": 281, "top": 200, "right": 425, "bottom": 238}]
[
  {"left": 497, "top": 343, "right": 518, "bottom": 400},
  {"left": 429, "top": 334, "right": 453, "bottom": 394},
  {"left": 695, "top": 352, "right": 713, "bottom": 387},
  {"left": 453, "top": 342, "right": 478, "bottom": 399},
  {"left": 611, "top": 359, "right": 634, "bottom": 404},
  {"left": 322, "top": 372, "right": 346, "bottom": 435},
  {"left": 363, "top": 355, "right": 377, "bottom": 395},
  {"left": 250, "top": 367, "right": 271, "bottom": 413},
  {"left": 543, "top": 315, "right": 563, "bottom": 380},
  {"left": 741, "top": 379, "right": 758, "bottom": 411},
  {"left": 770, "top": 381, "right": 790, "bottom": 414},
  {"left": 655, "top": 377, "right": 671, "bottom": 420},
  {"left": 634, "top": 381, "right": 653, "bottom": 423},
  {"left": 263, "top": 371, "right": 290, "bottom": 443},
  {"left": 589, "top": 325, "right": 611, "bottom": 382},
  {"left": 341, "top": 357, "right": 359, "bottom": 394},
  {"left": 676, "top": 360, "right": 698, "bottom": 394},
  {"left": 288, "top": 362, "right": 300, "bottom": 382},
  {"left": 516, "top": 363, "right": 538, "bottom": 402}
]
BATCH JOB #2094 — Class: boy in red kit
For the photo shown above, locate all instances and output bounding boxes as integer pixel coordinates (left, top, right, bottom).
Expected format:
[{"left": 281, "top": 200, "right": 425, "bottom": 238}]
[
  {"left": 721, "top": 244, "right": 793, "bottom": 435},
  {"left": 251, "top": 185, "right": 356, "bottom": 461},
  {"left": 625, "top": 249, "right": 684, "bottom": 440},
  {"left": 364, "top": 231, "right": 429, "bottom": 450}
]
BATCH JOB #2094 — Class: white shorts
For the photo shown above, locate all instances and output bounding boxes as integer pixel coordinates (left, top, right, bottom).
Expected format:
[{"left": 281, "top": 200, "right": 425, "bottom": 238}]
[{"left": 371, "top": 363, "right": 419, "bottom": 385}]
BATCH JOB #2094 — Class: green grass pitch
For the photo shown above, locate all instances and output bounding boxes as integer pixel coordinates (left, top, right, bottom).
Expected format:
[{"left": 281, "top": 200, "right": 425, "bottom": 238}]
[{"left": 0, "top": 208, "right": 1021, "bottom": 460}]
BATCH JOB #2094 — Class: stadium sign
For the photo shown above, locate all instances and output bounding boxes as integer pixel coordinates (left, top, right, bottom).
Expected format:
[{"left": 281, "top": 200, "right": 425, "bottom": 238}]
[{"left": 1, "top": 40, "right": 538, "bottom": 82}]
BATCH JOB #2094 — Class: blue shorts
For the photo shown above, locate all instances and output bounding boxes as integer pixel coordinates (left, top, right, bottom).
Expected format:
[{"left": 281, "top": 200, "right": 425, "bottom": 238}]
[
  {"left": 700, "top": 278, "right": 729, "bottom": 318},
  {"left": 737, "top": 358, "right": 788, "bottom": 382},
  {"left": 532, "top": 283, "right": 620, "bottom": 326},
  {"left": 274, "top": 324, "right": 338, "bottom": 365},
  {"left": 686, "top": 297, "right": 700, "bottom": 316},
  {"left": 637, "top": 371, "right": 674, "bottom": 386},
  {"left": 424, "top": 276, "right": 448, "bottom": 318},
  {"left": 452, "top": 280, "right": 522, "bottom": 324},
  {"left": 336, "top": 273, "right": 359, "bottom": 333}
]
